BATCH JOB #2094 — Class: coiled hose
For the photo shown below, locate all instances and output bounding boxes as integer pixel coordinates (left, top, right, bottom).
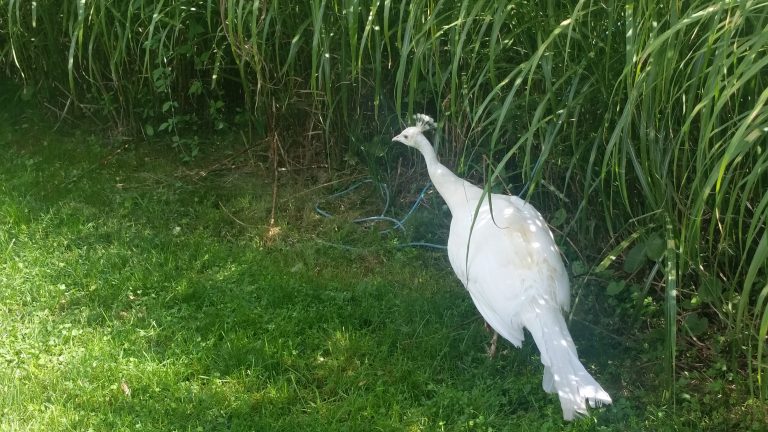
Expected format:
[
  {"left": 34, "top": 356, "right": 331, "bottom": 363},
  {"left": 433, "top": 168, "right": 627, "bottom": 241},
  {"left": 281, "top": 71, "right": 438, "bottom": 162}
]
[{"left": 315, "top": 179, "right": 446, "bottom": 250}]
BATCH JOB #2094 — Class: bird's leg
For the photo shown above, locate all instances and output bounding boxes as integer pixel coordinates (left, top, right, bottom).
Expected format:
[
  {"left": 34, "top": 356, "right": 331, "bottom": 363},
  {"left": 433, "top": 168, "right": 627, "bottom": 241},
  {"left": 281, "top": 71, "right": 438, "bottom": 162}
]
[{"left": 484, "top": 322, "right": 499, "bottom": 358}]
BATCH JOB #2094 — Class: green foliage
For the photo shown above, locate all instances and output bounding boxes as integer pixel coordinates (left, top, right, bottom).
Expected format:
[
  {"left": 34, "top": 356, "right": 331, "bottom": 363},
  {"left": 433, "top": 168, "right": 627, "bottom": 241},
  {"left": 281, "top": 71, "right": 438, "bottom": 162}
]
[{"left": 1, "top": 0, "right": 767, "bottom": 408}]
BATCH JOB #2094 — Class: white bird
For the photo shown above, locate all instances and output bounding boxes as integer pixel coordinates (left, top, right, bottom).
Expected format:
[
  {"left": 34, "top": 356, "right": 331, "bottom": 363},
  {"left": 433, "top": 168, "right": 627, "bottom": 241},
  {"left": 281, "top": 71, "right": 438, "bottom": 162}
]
[{"left": 392, "top": 114, "right": 612, "bottom": 421}]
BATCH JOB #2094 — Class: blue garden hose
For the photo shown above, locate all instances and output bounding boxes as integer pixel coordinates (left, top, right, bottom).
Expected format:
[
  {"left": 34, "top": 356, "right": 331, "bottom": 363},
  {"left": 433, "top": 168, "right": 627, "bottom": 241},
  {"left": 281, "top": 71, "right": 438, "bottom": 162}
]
[{"left": 315, "top": 179, "right": 446, "bottom": 250}]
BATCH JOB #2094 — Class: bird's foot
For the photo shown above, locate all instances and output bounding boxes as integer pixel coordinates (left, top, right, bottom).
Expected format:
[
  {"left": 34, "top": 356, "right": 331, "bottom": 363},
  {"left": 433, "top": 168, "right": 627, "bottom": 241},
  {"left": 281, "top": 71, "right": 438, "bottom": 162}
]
[{"left": 485, "top": 327, "right": 499, "bottom": 358}]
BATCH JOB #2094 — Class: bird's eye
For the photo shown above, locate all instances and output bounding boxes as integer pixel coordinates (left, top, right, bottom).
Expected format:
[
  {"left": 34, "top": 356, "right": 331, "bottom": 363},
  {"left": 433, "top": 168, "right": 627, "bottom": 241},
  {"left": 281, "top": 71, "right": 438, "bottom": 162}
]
[{"left": 403, "top": 134, "right": 409, "bottom": 139}]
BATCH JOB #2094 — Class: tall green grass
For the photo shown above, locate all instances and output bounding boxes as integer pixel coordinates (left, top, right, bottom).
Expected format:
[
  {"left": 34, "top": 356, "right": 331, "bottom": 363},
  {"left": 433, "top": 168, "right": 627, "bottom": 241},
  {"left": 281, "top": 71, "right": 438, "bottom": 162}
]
[{"left": 2, "top": 0, "right": 767, "bottom": 401}]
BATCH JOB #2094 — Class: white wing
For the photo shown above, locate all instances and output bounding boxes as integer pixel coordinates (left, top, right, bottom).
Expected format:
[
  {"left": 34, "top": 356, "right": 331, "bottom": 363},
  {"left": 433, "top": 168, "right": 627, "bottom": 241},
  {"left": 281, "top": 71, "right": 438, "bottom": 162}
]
[{"left": 447, "top": 194, "right": 570, "bottom": 342}]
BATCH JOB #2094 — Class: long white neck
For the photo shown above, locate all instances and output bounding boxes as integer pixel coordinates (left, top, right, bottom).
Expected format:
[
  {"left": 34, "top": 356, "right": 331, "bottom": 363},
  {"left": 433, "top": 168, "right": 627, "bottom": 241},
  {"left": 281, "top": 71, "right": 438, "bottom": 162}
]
[{"left": 413, "top": 135, "right": 479, "bottom": 214}]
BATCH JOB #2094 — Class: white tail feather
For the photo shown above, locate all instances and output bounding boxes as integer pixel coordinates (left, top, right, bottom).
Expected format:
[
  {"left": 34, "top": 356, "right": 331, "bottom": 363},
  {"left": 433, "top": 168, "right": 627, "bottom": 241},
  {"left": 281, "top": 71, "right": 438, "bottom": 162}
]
[{"left": 523, "top": 306, "right": 612, "bottom": 420}]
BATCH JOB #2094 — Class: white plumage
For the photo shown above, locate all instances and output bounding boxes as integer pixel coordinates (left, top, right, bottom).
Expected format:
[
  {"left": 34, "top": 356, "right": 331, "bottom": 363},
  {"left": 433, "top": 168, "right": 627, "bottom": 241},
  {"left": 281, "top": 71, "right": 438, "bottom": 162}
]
[{"left": 392, "top": 114, "right": 612, "bottom": 420}]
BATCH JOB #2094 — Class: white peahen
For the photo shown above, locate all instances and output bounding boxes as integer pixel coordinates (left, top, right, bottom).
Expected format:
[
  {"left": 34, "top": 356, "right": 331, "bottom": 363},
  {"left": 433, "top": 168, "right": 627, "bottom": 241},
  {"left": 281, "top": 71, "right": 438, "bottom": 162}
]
[{"left": 392, "top": 114, "right": 612, "bottom": 420}]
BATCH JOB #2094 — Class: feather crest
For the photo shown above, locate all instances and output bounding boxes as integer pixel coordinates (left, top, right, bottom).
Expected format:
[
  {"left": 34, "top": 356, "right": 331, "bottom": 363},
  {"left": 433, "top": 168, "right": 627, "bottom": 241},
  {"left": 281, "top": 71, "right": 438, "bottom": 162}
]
[{"left": 413, "top": 114, "right": 436, "bottom": 132}]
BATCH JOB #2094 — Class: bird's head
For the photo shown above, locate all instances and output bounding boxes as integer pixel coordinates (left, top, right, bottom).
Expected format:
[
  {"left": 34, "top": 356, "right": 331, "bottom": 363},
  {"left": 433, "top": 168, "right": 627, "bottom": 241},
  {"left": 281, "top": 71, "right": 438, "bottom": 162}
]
[{"left": 392, "top": 114, "right": 436, "bottom": 150}]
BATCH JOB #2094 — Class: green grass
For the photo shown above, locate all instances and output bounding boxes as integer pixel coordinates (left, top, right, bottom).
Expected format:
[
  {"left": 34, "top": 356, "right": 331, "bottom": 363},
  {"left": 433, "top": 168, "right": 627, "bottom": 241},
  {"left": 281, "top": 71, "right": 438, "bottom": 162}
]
[
  {"left": 0, "top": 105, "right": 587, "bottom": 430},
  {"left": 4, "top": 2, "right": 768, "bottom": 395},
  {"left": 1, "top": 91, "right": 767, "bottom": 431}
]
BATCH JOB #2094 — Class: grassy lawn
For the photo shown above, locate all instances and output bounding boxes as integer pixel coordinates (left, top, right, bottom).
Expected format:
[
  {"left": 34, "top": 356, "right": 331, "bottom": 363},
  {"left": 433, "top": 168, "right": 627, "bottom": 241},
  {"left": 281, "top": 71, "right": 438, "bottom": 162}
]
[{"left": 0, "top": 106, "right": 763, "bottom": 431}]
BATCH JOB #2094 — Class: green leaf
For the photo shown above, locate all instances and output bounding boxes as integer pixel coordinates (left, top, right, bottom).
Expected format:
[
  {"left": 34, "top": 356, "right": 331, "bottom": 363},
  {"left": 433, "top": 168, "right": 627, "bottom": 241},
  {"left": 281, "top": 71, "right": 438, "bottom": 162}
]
[
  {"left": 188, "top": 80, "right": 203, "bottom": 97},
  {"left": 623, "top": 242, "right": 648, "bottom": 273},
  {"left": 682, "top": 295, "right": 701, "bottom": 311},
  {"left": 684, "top": 313, "right": 709, "bottom": 336},
  {"left": 699, "top": 279, "right": 723, "bottom": 305},
  {"left": 645, "top": 234, "right": 665, "bottom": 261},
  {"left": 550, "top": 208, "right": 567, "bottom": 227},
  {"left": 606, "top": 280, "right": 626, "bottom": 296},
  {"left": 708, "top": 380, "right": 724, "bottom": 393},
  {"left": 144, "top": 124, "right": 154, "bottom": 137},
  {"left": 571, "top": 260, "right": 588, "bottom": 276}
]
